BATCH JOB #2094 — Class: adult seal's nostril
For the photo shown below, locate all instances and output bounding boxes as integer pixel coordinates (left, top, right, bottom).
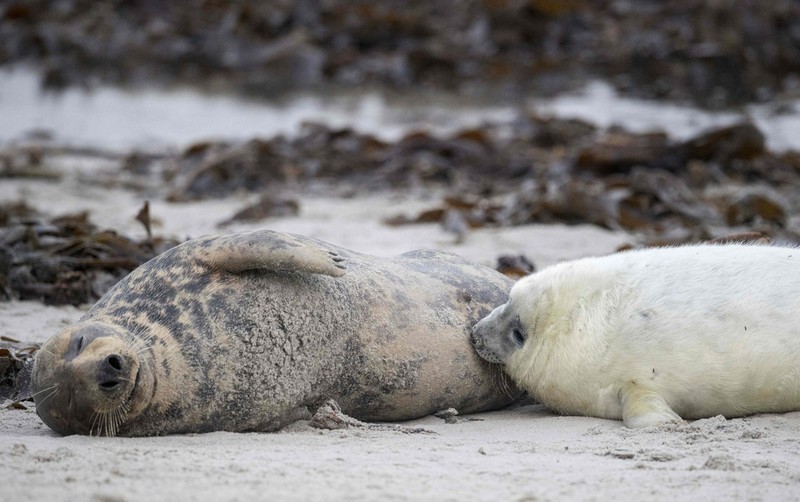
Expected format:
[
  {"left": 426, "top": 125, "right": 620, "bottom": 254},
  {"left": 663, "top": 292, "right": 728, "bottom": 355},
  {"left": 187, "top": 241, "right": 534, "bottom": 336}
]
[
  {"left": 96, "top": 354, "right": 127, "bottom": 392},
  {"left": 105, "top": 354, "right": 124, "bottom": 372}
]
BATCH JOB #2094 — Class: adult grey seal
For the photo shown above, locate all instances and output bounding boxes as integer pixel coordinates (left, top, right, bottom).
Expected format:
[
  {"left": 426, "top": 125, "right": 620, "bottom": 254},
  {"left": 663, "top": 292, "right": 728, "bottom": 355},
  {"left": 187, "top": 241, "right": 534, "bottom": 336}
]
[
  {"left": 32, "top": 229, "right": 519, "bottom": 436},
  {"left": 471, "top": 244, "right": 800, "bottom": 428}
]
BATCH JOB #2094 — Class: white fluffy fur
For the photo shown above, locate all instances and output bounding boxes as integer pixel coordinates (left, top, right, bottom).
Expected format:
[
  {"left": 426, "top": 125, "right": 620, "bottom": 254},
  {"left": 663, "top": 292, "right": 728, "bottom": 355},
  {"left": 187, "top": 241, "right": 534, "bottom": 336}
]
[{"left": 504, "top": 244, "right": 800, "bottom": 427}]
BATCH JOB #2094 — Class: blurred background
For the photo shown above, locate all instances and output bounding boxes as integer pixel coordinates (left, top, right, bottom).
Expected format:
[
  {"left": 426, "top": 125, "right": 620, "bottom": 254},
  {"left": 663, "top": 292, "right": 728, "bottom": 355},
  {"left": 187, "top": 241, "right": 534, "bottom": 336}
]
[
  {"left": 3, "top": 3, "right": 800, "bottom": 492},
  {"left": 2, "top": 0, "right": 800, "bottom": 306}
]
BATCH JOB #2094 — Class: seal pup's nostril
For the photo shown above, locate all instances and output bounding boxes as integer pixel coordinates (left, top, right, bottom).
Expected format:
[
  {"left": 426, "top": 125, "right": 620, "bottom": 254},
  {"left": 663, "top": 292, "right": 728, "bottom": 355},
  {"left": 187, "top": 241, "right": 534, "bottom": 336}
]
[{"left": 470, "top": 325, "right": 479, "bottom": 344}]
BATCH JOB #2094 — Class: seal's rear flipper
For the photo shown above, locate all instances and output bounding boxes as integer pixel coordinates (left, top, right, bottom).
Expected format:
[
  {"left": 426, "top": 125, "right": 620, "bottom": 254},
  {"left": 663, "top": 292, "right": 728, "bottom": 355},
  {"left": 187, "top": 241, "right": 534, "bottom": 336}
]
[
  {"left": 620, "top": 384, "right": 683, "bottom": 428},
  {"left": 200, "top": 230, "right": 346, "bottom": 277}
]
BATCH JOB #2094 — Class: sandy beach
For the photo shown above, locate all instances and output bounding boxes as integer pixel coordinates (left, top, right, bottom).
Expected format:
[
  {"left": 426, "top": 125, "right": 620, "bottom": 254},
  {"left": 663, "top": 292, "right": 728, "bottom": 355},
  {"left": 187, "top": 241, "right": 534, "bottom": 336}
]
[
  {"left": 2, "top": 176, "right": 800, "bottom": 500},
  {"left": 3, "top": 398, "right": 800, "bottom": 501}
]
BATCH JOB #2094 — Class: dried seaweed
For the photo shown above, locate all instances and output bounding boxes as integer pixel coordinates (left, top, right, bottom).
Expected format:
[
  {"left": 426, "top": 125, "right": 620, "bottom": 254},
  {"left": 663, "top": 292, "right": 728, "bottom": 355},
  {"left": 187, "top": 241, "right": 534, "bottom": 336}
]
[
  {"left": 379, "top": 121, "right": 800, "bottom": 246},
  {"left": 0, "top": 338, "right": 38, "bottom": 404},
  {"left": 219, "top": 195, "right": 300, "bottom": 227},
  {"left": 0, "top": 202, "right": 181, "bottom": 306}
]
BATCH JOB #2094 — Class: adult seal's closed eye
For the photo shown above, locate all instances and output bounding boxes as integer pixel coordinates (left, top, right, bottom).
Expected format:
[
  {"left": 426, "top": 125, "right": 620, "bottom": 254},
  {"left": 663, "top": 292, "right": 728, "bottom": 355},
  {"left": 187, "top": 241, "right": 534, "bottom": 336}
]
[
  {"left": 471, "top": 244, "right": 800, "bottom": 428},
  {"left": 32, "top": 229, "right": 520, "bottom": 436}
]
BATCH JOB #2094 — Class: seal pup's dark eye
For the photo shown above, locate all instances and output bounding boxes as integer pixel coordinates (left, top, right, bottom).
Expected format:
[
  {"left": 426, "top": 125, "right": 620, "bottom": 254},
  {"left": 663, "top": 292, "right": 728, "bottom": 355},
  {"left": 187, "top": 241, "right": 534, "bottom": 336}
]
[
  {"left": 513, "top": 329, "right": 526, "bottom": 346},
  {"left": 75, "top": 336, "right": 85, "bottom": 352}
]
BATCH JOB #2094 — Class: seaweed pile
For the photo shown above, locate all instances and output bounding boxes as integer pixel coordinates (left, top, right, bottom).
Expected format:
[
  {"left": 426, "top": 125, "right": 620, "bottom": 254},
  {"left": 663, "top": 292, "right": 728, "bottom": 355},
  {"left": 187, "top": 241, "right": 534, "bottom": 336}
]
[
  {"left": 5, "top": 114, "right": 798, "bottom": 252},
  {"left": 389, "top": 122, "right": 800, "bottom": 246},
  {"left": 0, "top": 336, "right": 37, "bottom": 407},
  {"left": 3, "top": 0, "right": 800, "bottom": 106},
  {"left": 0, "top": 202, "right": 180, "bottom": 306},
  {"left": 161, "top": 117, "right": 800, "bottom": 246}
]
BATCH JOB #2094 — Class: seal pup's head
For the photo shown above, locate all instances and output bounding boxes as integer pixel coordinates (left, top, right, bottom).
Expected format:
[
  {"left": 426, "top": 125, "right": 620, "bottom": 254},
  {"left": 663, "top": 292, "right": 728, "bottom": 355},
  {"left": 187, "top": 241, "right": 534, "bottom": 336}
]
[
  {"left": 470, "top": 302, "right": 527, "bottom": 364},
  {"left": 32, "top": 321, "right": 154, "bottom": 436},
  {"left": 470, "top": 272, "right": 547, "bottom": 365}
]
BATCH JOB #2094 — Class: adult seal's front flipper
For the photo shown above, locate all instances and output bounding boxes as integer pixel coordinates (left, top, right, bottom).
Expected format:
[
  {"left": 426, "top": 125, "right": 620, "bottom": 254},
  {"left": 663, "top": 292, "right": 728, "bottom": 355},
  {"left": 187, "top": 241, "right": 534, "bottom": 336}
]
[{"left": 198, "top": 229, "right": 347, "bottom": 277}]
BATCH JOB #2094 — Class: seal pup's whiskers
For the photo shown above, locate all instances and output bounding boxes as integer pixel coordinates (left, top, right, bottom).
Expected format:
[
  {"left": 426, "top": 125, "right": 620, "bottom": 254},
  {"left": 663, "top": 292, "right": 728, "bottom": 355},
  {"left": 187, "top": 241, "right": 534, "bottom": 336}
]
[
  {"left": 499, "top": 369, "right": 515, "bottom": 400},
  {"left": 489, "top": 363, "right": 515, "bottom": 399}
]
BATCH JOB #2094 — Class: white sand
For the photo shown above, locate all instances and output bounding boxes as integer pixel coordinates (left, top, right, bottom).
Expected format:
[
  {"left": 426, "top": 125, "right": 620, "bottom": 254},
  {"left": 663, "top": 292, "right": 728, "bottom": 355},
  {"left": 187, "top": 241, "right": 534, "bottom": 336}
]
[
  {"left": 3, "top": 403, "right": 800, "bottom": 501},
  {"left": 2, "top": 174, "right": 800, "bottom": 501}
]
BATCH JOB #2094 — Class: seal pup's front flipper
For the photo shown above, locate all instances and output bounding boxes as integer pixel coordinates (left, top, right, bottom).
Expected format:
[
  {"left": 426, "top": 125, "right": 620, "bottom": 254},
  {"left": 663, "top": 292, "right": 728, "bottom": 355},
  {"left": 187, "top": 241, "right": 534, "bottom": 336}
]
[
  {"left": 200, "top": 229, "right": 346, "bottom": 277},
  {"left": 620, "top": 383, "right": 683, "bottom": 428}
]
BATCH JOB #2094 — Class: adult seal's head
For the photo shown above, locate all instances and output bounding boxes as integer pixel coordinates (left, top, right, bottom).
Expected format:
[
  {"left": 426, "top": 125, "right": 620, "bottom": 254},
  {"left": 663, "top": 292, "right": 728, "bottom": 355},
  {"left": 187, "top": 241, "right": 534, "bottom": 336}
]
[{"left": 32, "top": 321, "right": 154, "bottom": 436}]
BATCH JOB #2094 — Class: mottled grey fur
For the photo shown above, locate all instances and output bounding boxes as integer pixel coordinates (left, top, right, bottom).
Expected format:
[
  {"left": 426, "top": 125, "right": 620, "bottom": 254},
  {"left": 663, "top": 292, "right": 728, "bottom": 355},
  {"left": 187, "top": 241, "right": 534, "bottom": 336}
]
[{"left": 32, "top": 230, "right": 518, "bottom": 436}]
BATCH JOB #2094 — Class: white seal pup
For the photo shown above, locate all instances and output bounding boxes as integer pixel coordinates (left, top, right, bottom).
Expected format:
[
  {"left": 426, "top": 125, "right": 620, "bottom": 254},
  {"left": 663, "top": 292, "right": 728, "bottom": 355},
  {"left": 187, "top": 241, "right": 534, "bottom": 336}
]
[{"left": 471, "top": 244, "right": 800, "bottom": 427}]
